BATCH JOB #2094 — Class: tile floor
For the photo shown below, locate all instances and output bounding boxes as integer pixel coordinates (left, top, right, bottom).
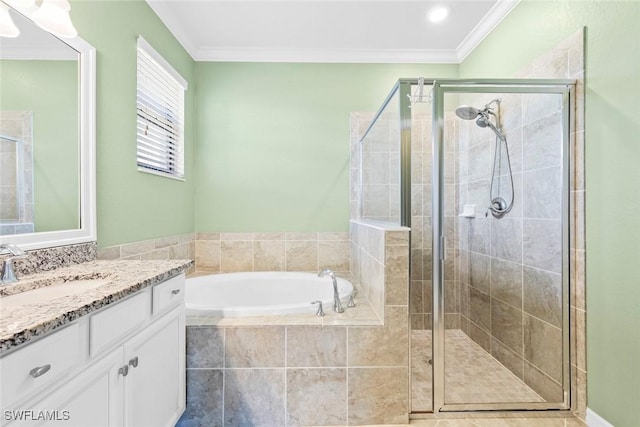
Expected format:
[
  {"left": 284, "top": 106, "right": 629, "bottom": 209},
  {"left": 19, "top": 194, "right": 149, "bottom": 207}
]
[
  {"left": 411, "top": 329, "right": 544, "bottom": 412},
  {"left": 366, "top": 417, "right": 586, "bottom": 426}
]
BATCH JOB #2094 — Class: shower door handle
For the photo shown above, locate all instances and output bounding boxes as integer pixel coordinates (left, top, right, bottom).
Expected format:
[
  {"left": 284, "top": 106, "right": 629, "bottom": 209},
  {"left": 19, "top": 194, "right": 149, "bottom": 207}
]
[{"left": 440, "top": 236, "right": 446, "bottom": 261}]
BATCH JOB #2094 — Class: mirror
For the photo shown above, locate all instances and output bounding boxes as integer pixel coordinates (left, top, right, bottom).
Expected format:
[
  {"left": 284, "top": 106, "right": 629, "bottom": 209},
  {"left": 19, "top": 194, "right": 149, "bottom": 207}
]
[{"left": 0, "top": 6, "right": 95, "bottom": 250}]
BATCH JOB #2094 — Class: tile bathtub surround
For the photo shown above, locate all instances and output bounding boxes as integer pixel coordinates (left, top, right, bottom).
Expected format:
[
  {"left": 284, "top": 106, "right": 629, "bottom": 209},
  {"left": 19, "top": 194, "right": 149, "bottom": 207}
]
[
  {"left": 194, "top": 232, "right": 350, "bottom": 274},
  {"left": 350, "top": 219, "right": 410, "bottom": 320},
  {"left": 180, "top": 315, "right": 409, "bottom": 426},
  {"left": 6, "top": 242, "right": 97, "bottom": 277},
  {"left": 181, "top": 221, "right": 410, "bottom": 426}
]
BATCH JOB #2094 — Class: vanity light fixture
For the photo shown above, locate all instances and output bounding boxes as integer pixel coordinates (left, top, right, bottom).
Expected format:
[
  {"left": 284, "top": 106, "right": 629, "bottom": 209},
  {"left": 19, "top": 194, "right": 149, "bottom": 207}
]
[
  {"left": 1, "top": 0, "right": 77, "bottom": 38},
  {"left": 0, "top": 2, "right": 20, "bottom": 37},
  {"left": 427, "top": 5, "right": 449, "bottom": 23}
]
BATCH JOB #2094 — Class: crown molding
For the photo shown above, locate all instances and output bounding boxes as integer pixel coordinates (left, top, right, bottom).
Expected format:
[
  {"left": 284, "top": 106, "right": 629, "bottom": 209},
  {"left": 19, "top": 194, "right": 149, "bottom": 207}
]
[
  {"left": 192, "top": 47, "right": 459, "bottom": 63},
  {"left": 148, "top": 0, "right": 521, "bottom": 64},
  {"left": 456, "top": 0, "right": 521, "bottom": 62}
]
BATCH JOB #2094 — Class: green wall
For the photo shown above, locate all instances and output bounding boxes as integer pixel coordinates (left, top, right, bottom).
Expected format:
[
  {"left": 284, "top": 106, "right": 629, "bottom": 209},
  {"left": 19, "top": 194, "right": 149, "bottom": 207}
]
[
  {"left": 70, "top": 0, "right": 196, "bottom": 247},
  {"left": 460, "top": 1, "right": 640, "bottom": 425},
  {"left": 194, "top": 62, "right": 458, "bottom": 232},
  {"left": 0, "top": 60, "right": 79, "bottom": 232}
]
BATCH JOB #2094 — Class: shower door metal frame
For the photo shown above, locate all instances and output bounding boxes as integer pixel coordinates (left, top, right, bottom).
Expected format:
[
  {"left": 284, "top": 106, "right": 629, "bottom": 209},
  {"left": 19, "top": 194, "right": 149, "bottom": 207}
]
[{"left": 430, "top": 79, "right": 575, "bottom": 414}]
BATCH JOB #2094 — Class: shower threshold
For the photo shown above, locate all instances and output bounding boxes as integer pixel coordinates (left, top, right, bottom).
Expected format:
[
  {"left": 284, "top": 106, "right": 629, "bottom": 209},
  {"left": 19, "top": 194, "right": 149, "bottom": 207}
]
[{"left": 411, "top": 329, "right": 544, "bottom": 412}]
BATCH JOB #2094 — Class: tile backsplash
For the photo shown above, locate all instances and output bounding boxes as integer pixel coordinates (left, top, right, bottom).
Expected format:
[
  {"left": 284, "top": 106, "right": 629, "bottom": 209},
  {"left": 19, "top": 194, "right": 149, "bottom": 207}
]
[{"left": 97, "top": 233, "right": 195, "bottom": 261}]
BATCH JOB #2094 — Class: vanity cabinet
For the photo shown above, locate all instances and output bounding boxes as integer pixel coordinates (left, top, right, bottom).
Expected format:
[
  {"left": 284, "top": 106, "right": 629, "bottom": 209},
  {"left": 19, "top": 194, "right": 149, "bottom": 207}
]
[
  {"left": 1, "top": 274, "right": 185, "bottom": 427},
  {"left": 12, "top": 348, "right": 122, "bottom": 427},
  {"left": 124, "top": 308, "right": 184, "bottom": 427}
]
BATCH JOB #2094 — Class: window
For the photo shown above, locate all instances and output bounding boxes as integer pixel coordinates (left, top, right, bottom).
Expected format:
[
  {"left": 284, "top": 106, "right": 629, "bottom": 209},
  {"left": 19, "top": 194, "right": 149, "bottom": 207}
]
[{"left": 136, "top": 36, "right": 187, "bottom": 180}]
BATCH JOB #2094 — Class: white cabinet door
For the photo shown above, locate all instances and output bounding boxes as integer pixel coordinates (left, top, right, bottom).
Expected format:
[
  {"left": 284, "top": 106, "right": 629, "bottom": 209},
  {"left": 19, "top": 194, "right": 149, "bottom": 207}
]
[
  {"left": 10, "top": 349, "right": 124, "bottom": 427},
  {"left": 123, "top": 307, "right": 185, "bottom": 427}
]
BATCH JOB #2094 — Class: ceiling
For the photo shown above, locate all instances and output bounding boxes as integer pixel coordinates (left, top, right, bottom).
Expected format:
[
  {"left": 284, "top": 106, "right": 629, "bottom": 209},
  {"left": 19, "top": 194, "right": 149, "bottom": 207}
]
[{"left": 145, "top": 0, "right": 520, "bottom": 63}]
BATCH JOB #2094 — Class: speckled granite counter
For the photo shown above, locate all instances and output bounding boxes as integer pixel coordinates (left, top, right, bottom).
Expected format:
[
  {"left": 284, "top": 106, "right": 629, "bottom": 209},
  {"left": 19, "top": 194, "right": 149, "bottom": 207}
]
[{"left": 0, "top": 259, "right": 193, "bottom": 354}]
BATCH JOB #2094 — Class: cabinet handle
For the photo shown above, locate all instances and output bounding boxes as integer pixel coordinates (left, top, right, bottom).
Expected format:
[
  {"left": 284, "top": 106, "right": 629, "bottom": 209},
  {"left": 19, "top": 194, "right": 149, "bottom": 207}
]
[
  {"left": 129, "top": 356, "right": 139, "bottom": 368},
  {"left": 118, "top": 365, "right": 129, "bottom": 377},
  {"left": 29, "top": 364, "right": 51, "bottom": 378},
  {"left": 171, "top": 289, "right": 181, "bottom": 295}
]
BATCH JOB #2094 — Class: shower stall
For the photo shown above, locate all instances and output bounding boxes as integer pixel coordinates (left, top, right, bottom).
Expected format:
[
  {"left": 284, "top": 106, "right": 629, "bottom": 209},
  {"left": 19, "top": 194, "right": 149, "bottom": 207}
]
[{"left": 356, "top": 78, "right": 575, "bottom": 414}]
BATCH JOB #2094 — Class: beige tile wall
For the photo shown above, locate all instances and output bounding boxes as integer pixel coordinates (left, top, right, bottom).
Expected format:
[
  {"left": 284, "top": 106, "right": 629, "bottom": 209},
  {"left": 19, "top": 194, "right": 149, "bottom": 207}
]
[
  {"left": 350, "top": 219, "right": 410, "bottom": 320},
  {"left": 355, "top": 109, "right": 402, "bottom": 223},
  {"left": 97, "top": 233, "right": 195, "bottom": 274},
  {"left": 194, "top": 232, "right": 351, "bottom": 273}
]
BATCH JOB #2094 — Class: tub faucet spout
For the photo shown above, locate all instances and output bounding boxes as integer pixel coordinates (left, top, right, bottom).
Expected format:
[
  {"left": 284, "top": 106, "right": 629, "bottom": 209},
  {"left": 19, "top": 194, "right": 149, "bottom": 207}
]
[
  {"left": 318, "top": 268, "right": 344, "bottom": 313},
  {"left": 0, "top": 243, "right": 27, "bottom": 285}
]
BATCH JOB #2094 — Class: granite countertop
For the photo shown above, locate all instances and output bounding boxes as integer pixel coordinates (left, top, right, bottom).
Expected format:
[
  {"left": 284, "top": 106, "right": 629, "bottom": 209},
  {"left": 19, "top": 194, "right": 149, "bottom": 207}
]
[{"left": 0, "top": 259, "right": 193, "bottom": 354}]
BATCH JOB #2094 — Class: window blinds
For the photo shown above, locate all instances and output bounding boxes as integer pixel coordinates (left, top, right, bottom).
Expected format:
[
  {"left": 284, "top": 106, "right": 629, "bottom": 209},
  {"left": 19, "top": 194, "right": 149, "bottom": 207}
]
[{"left": 136, "top": 36, "right": 187, "bottom": 179}]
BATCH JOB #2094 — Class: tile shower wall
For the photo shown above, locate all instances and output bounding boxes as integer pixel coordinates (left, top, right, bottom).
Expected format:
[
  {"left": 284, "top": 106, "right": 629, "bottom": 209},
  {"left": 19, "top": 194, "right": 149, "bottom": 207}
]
[
  {"left": 180, "top": 225, "right": 410, "bottom": 426},
  {"left": 401, "top": 107, "right": 459, "bottom": 332},
  {"left": 457, "top": 31, "right": 585, "bottom": 406},
  {"left": 358, "top": 109, "right": 401, "bottom": 223},
  {"left": 457, "top": 92, "right": 565, "bottom": 401},
  {"left": 351, "top": 107, "right": 455, "bottom": 332},
  {"left": 0, "top": 111, "right": 34, "bottom": 235}
]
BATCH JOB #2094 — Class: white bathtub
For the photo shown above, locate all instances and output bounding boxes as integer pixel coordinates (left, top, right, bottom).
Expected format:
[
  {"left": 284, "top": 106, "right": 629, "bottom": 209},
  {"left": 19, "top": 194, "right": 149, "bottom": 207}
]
[{"left": 185, "top": 272, "right": 354, "bottom": 317}]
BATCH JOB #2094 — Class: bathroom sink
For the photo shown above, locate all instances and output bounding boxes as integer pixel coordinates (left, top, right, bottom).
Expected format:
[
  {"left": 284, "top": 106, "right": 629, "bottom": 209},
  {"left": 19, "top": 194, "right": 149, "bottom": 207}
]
[{"left": 0, "top": 279, "right": 111, "bottom": 309}]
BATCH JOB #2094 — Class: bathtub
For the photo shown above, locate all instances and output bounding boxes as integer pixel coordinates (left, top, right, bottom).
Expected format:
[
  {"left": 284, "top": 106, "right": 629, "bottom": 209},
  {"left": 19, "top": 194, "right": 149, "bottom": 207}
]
[{"left": 185, "top": 272, "right": 354, "bottom": 317}]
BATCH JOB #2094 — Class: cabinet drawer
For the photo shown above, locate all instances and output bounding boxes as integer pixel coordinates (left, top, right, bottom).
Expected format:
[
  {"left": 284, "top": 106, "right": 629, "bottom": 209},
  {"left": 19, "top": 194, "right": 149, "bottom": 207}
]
[
  {"left": 152, "top": 274, "right": 184, "bottom": 315},
  {"left": 0, "top": 323, "right": 83, "bottom": 410},
  {"left": 90, "top": 291, "right": 150, "bottom": 356}
]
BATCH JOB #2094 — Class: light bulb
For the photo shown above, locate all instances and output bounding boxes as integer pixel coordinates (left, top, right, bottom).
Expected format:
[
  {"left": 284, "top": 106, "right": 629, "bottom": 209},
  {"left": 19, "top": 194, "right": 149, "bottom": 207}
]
[
  {"left": 32, "top": 0, "right": 77, "bottom": 38},
  {"left": 428, "top": 6, "right": 449, "bottom": 23},
  {"left": 0, "top": 3, "right": 20, "bottom": 38}
]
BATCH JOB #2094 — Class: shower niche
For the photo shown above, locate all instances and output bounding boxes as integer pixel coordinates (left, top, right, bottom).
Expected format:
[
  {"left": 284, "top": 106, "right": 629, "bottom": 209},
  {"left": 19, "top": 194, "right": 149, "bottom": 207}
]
[{"left": 356, "top": 79, "right": 574, "bottom": 414}]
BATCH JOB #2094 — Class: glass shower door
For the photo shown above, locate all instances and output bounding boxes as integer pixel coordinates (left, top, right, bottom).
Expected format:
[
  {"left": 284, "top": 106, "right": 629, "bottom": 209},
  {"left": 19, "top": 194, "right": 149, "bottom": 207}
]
[
  {"left": 433, "top": 83, "right": 572, "bottom": 412},
  {"left": 407, "top": 84, "right": 434, "bottom": 413}
]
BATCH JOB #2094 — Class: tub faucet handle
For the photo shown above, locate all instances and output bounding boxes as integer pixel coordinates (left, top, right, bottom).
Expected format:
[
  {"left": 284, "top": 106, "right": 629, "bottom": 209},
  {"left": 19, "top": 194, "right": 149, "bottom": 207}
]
[
  {"left": 347, "top": 294, "right": 356, "bottom": 308},
  {"left": 311, "top": 301, "right": 325, "bottom": 317}
]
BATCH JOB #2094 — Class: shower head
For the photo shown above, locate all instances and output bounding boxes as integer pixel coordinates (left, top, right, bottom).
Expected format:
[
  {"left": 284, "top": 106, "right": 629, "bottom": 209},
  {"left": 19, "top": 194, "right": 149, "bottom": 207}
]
[
  {"left": 455, "top": 105, "right": 481, "bottom": 120},
  {"left": 476, "top": 115, "right": 489, "bottom": 128}
]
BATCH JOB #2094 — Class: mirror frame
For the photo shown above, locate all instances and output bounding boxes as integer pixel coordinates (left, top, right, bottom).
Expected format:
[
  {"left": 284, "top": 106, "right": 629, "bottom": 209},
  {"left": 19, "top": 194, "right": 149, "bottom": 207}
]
[{"left": 0, "top": 10, "right": 96, "bottom": 251}]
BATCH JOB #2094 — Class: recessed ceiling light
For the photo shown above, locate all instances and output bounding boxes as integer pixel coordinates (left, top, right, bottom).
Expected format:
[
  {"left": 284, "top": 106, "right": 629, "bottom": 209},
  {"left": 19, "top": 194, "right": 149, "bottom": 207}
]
[{"left": 428, "top": 6, "right": 449, "bottom": 23}]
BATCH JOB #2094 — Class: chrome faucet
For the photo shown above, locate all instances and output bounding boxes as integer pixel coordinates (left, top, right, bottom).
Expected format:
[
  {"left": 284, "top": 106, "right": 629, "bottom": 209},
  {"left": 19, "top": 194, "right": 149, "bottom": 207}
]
[
  {"left": 0, "top": 243, "right": 27, "bottom": 284},
  {"left": 317, "top": 268, "right": 344, "bottom": 313}
]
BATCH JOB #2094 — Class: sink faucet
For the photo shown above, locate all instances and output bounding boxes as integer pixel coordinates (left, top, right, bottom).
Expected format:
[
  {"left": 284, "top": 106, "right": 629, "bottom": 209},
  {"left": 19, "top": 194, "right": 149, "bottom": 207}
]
[
  {"left": 0, "top": 243, "right": 27, "bottom": 285},
  {"left": 317, "top": 268, "right": 344, "bottom": 313}
]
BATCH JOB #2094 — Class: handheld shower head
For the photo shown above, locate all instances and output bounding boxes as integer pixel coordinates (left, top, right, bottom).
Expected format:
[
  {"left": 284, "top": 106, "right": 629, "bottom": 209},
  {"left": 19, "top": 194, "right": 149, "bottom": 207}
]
[
  {"left": 476, "top": 112, "right": 504, "bottom": 138},
  {"left": 455, "top": 105, "right": 481, "bottom": 120},
  {"left": 476, "top": 115, "right": 489, "bottom": 128}
]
